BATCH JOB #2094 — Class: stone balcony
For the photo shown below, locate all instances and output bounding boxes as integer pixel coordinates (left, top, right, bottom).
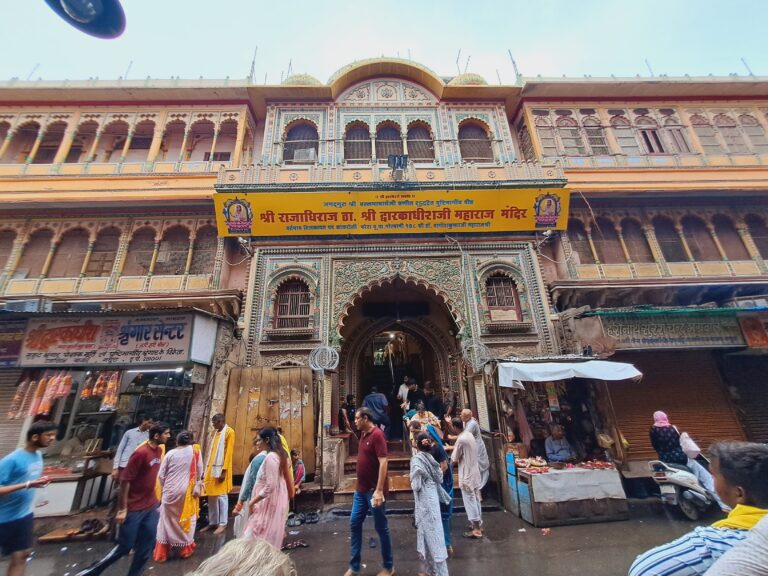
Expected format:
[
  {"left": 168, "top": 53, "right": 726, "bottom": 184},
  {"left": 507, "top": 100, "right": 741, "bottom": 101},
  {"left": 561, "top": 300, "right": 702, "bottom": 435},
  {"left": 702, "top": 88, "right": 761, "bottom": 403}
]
[
  {"left": 1, "top": 273, "right": 213, "bottom": 298},
  {"left": 569, "top": 259, "right": 764, "bottom": 281},
  {"left": 556, "top": 152, "right": 768, "bottom": 170},
  {"left": 0, "top": 160, "right": 231, "bottom": 178}
]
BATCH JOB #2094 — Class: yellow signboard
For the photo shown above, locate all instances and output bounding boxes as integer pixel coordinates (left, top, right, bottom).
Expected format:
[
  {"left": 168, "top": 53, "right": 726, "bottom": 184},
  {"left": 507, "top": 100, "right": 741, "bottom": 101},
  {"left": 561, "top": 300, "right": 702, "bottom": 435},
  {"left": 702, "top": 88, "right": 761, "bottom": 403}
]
[{"left": 214, "top": 188, "right": 569, "bottom": 237}]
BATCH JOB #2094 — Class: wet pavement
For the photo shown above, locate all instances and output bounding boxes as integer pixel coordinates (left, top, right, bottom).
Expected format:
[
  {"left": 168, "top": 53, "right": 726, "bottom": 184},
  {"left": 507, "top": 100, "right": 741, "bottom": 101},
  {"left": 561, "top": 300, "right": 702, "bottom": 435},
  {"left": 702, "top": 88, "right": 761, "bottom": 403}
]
[{"left": 3, "top": 502, "right": 705, "bottom": 576}]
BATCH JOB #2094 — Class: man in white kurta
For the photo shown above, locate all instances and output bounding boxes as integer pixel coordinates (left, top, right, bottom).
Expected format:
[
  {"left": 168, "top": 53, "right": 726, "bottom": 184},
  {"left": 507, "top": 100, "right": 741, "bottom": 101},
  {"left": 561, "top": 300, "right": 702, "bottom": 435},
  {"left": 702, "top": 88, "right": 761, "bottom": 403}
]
[{"left": 451, "top": 422, "right": 483, "bottom": 539}]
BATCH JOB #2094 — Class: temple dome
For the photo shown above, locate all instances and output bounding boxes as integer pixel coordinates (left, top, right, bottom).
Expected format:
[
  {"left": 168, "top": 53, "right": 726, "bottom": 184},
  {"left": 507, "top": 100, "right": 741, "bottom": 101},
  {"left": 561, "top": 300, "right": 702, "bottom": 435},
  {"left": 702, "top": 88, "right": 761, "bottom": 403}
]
[
  {"left": 283, "top": 74, "right": 323, "bottom": 86},
  {"left": 447, "top": 73, "right": 488, "bottom": 86}
]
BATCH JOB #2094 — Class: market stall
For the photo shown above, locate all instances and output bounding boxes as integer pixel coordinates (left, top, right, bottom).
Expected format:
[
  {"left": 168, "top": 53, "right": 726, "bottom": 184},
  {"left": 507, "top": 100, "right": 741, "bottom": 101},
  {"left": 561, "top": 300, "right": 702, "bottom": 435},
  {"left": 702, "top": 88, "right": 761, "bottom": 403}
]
[
  {"left": 495, "top": 359, "right": 642, "bottom": 526},
  {"left": 4, "top": 312, "right": 218, "bottom": 517}
]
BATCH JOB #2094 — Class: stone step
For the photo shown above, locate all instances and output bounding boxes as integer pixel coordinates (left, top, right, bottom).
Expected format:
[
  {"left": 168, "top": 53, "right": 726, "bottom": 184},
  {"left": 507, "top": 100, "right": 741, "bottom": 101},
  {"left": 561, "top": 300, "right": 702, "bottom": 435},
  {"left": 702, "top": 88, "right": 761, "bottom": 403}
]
[
  {"left": 344, "top": 453, "right": 411, "bottom": 474},
  {"left": 333, "top": 471, "right": 461, "bottom": 504}
]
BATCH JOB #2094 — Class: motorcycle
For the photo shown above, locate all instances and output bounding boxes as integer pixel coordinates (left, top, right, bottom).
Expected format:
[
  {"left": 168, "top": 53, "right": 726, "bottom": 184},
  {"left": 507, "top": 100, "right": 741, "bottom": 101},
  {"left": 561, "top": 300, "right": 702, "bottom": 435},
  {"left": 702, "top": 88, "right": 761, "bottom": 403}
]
[{"left": 648, "top": 460, "right": 717, "bottom": 520}]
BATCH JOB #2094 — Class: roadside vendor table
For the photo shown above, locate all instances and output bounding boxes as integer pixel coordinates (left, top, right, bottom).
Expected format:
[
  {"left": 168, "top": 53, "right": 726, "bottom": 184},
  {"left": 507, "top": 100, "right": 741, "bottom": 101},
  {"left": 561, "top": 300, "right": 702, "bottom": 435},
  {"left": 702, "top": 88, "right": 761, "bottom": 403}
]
[{"left": 517, "top": 467, "right": 628, "bottom": 527}]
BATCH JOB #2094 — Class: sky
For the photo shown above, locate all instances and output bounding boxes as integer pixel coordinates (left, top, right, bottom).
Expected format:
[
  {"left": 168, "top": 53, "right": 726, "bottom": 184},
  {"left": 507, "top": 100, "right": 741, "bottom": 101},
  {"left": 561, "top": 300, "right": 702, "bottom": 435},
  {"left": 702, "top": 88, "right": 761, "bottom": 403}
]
[{"left": 1, "top": 0, "right": 767, "bottom": 85}]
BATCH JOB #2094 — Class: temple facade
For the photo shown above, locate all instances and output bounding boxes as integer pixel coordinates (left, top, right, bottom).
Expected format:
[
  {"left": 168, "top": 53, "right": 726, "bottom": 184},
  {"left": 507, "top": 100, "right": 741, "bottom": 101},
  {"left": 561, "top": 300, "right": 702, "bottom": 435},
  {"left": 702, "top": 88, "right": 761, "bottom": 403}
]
[{"left": 1, "top": 58, "right": 767, "bottom": 482}]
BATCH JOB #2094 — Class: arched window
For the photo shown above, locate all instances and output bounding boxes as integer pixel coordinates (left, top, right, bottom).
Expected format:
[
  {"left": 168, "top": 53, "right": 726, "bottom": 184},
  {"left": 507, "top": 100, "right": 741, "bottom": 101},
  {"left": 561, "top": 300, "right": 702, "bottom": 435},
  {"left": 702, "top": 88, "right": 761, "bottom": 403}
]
[
  {"left": 10, "top": 122, "right": 41, "bottom": 164},
  {"left": 534, "top": 116, "right": 558, "bottom": 157},
  {"left": 0, "top": 230, "right": 16, "bottom": 270},
  {"left": 48, "top": 228, "right": 89, "bottom": 278},
  {"left": 610, "top": 116, "right": 640, "bottom": 155},
  {"left": 690, "top": 115, "right": 723, "bottom": 155},
  {"left": 344, "top": 122, "right": 371, "bottom": 164},
  {"left": 582, "top": 117, "right": 610, "bottom": 155},
  {"left": 661, "top": 117, "right": 692, "bottom": 154},
  {"left": 189, "top": 226, "right": 217, "bottom": 275},
  {"left": 274, "top": 280, "right": 311, "bottom": 329},
  {"left": 567, "top": 220, "right": 595, "bottom": 264},
  {"left": 636, "top": 117, "right": 666, "bottom": 154},
  {"left": 714, "top": 114, "right": 749, "bottom": 154},
  {"left": 122, "top": 227, "right": 156, "bottom": 276},
  {"left": 681, "top": 215, "right": 721, "bottom": 261},
  {"left": 458, "top": 122, "right": 494, "bottom": 162},
  {"left": 485, "top": 274, "right": 521, "bottom": 321},
  {"left": 16, "top": 229, "right": 53, "bottom": 278},
  {"left": 621, "top": 220, "right": 654, "bottom": 263},
  {"left": 33, "top": 121, "right": 67, "bottom": 164},
  {"left": 154, "top": 226, "right": 191, "bottom": 276},
  {"left": 653, "top": 217, "right": 687, "bottom": 262},
  {"left": 739, "top": 115, "right": 768, "bottom": 153},
  {"left": 406, "top": 124, "right": 434, "bottom": 162},
  {"left": 375, "top": 124, "right": 403, "bottom": 163},
  {"left": 86, "top": 227, "right": 120, "bottom": 277},
  {"left": 99, "top": 120, "right": 130, "bottom": 163},
  {"left": 712, "top": 215, "right": 749, "bottom": 260},
  {"left": 746, "top": 214, "right": 768, "bottom": 259},
  {"left": 555, "top": 116, "right": 586, "bottom": 156},
  {"left": 283, "top": 123, "right": 319, "bottom": 164},
  {"left": 592, "top": 218, "right": 625, "bottom": 264}
]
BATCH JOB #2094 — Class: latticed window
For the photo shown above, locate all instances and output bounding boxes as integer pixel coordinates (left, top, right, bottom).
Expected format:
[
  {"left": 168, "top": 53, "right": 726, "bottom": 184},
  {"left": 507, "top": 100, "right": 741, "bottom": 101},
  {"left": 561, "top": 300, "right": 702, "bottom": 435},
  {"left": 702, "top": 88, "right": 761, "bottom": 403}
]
[
  {"left": 86, "top": 228, "right": 120, "bottom": 277},
  {"left": 534, "top": 116, "right": 558, "bottom": 157},
  {"left": 122, "top": 228, "right": 155, "bottom": 276},
  {"left": 458, "top": 123, "right": 494, "bottom": 162},
  {"left": 516, "top": 120, "right": 534, "bottom": 160},
  {"left": 556, "top": 117, "right": 586, "bottom": 156},
  {"left": 714, "top": 115, "right": 749, "bottom": 154},
  {"left": 621, "top": 220, "right": 654, "bottom": 263},
  {"left": 376, "top": 126, "right": 403, "bottom": 163},
  {"left": 713, "top": 215, "right": 750, "bottom": 260},
  {"left": 283, "top": 123, "right": 319, "bottom": 163},
  {"left": 583, "top": 118, "right": 610, "bottom": 155},
  {"left": 611, "top": 116, "right": 641, "bottom": 155},
  {"left": 592, "top": 218, "right": 625, "bottom": 264},
  {"left": 740, "top": 115, "right": 768, "bottom": 153},
  {"left": 636, "top": 117, "right": 666, "bottom": 154},
  {"left": 189, "top": 227, "right": 217, "bottom": 275},
  {"left": 344, "top": 123, "right": 371, "bottom": 164},
  {"left": 567, "top": 220, "right": 595, "bottom": 264},
  {"left": 682, "top": 216, "right": 721, "bottom": 261},
  {"left": 653, "top": 217, "right": 688, "bottom": 262},
  {"left": 485, "top": 275, "right": 521, "bottom": 321},
  {"left": 746, "top": 215, "right": 768, "bottom": 259},
  {"left": 691, "top": 115, "right": 723, "bottom": 155},
  {"left": 406, "top": 125, "right": 434, "bottom": 162},
  {"left": 274, "top": 281, "right": 311, "bottom": 329},
  {"left": 154, "top": 226, "right": 190, "bottom": 276},
  {"left": 662, "top": 118, "right": 693, "bottom": 154}
]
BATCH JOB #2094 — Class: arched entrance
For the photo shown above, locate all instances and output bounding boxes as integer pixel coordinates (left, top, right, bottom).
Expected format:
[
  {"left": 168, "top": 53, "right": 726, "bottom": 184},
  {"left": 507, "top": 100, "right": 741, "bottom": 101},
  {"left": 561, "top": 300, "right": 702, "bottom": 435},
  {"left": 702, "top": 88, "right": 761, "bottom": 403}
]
[{"left": 338, "top": 278, "right": 461, "bottom": 435}]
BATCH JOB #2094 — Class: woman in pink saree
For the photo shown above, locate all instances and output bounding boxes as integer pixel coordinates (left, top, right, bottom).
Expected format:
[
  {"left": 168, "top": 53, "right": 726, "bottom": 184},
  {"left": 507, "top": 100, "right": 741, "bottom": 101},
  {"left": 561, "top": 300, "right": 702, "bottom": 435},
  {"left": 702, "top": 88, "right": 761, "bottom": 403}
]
[
  {"left": 154, "top": 431, "right": 203, "bottom": 562},
  {"left": 246, "top": 427, "right": 290, "bottom": 549}
]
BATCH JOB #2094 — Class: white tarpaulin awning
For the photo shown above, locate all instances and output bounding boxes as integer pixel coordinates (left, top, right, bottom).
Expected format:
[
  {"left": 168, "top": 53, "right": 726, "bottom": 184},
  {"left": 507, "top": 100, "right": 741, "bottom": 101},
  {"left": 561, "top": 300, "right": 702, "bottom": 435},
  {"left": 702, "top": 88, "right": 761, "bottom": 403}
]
[{"left": 498, "top": 360, "right": 642, "bottom": 388}]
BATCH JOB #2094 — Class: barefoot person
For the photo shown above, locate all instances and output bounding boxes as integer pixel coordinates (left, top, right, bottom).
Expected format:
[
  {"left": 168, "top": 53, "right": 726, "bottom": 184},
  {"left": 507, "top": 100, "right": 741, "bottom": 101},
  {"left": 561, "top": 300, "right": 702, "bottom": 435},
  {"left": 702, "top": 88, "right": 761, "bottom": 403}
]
[
  {"left": 77, "top": 422, "right": 171, "bottom": 576},
  {"left": 154, "top": 431, "right": 202, "bottom": 562},
  {"left": 0, "top": 421, "right": 56, "bottom": 576},
  {"left": 345, "top": 407, "right": 395, "bottom": 576},
  {"left": 202, "top": 414, "right": 235, "bottom": 535},
  {"left": 451, "top": 416, "right": 483, "bottom": 539}
]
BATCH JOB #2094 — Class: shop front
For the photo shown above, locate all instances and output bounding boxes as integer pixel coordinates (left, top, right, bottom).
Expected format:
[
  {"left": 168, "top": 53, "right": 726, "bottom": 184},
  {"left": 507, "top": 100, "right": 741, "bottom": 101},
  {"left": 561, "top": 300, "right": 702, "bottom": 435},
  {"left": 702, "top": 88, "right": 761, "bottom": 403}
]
[
  {"left": 3, "top": 312, "right": 219, "bottom": 517},
  {"left": 491, "top": 359, "right": 641, "bottom": 527},
  {"left": 574, "top": 310, "right": 747, "bottom": 477}
]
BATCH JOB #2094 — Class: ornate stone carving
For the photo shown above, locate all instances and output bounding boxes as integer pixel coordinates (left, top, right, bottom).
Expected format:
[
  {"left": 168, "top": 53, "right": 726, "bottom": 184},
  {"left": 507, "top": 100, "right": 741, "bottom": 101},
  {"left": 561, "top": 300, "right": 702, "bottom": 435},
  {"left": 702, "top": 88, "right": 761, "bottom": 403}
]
[{"left": 260, "top": 352, "right": 308, "bottom": 367}]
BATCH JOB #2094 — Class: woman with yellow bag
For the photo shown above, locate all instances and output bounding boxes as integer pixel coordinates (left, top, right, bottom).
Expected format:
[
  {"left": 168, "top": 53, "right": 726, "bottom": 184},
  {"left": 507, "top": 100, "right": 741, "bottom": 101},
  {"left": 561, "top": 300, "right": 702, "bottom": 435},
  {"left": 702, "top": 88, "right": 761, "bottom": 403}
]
[{"left": 153, "top": 431, "right": 203, "bottom": 562}]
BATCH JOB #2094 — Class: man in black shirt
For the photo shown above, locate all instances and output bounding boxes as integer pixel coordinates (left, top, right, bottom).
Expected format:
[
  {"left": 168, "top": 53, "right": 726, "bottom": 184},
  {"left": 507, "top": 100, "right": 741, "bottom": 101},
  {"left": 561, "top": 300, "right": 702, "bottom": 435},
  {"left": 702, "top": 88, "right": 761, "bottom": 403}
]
[
  {"left": 424, "top": 384, "right": 445, "bottom": 421},
  {"left": 406, "top": 381, "right": 426, "bottom": 412}
]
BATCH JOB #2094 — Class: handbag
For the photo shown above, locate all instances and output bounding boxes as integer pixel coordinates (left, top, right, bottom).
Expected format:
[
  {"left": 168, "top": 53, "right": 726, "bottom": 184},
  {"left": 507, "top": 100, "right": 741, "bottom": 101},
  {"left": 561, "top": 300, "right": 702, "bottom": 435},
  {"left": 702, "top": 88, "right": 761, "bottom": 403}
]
[
  {"left": 679, "top": 432, "right": 701, "bottom": 459},
  {"left": 192, "top": 445, "right": 205, "bottom": 497}
]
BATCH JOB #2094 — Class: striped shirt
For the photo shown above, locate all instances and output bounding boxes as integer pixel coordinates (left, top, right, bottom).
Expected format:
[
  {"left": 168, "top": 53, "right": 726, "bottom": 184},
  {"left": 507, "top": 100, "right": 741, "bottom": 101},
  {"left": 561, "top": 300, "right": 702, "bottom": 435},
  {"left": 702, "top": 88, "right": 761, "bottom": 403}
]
[
  {"left": 706, "top": 517, "right": 768, "bottom": 576},
  {"left": 628, "top": 526, "right": 749, "bottom": 576}
]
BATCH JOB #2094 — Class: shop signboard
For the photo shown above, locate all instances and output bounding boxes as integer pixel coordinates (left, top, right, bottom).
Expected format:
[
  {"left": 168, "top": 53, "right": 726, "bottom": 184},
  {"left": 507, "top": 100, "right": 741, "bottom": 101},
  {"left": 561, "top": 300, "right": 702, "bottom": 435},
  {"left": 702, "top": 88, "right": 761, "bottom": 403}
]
[
  {"left": 0, "top": 320, "right": 26, "bottom": 367},
  {"left": 738, "top": 315, "right": 768, "bottom": 348},
  {"left": 213, "top": 188, "right": 570, "bottom": 237},
  {"left": 599, "top": 314, "right": 745, "bottom": 349},
  {"left": 18, "top": 315, "right": 194, "bottom": 367}
]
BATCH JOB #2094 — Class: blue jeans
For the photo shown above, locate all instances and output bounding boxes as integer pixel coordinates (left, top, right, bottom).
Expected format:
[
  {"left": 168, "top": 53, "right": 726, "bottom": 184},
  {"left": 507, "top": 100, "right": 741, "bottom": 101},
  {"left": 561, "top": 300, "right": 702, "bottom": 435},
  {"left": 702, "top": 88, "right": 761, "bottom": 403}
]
[
  {"left": 349, "top": 490, "right": 393, "bottom": 573},
  {"left": 77, "top": 505, "right": 158, "bottom": 576}
]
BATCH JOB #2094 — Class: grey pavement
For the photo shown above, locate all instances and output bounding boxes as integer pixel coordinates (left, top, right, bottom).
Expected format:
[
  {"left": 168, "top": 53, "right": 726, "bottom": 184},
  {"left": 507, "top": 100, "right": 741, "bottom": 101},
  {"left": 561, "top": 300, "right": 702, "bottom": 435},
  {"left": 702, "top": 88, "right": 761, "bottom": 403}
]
[{"left": 3, "top": 503, "right": 705, "bottom": 576}]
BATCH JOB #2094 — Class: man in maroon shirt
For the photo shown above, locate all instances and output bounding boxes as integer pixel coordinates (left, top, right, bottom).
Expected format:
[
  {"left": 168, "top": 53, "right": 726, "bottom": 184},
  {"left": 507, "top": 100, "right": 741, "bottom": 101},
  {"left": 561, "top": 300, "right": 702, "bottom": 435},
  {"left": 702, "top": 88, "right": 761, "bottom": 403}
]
[
  {"left": 76, "top": 423, "right": 170, "bottom": 576},
  {"left": 345, "top": 407, "right": 395, "bottom": 576}
]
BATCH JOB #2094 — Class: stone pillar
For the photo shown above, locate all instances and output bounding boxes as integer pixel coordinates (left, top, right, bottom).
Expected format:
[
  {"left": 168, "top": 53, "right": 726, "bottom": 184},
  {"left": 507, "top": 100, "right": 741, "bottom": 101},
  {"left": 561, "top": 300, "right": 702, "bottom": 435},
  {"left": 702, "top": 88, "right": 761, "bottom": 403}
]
[
  {"left": 147, "top": 239, "right": 161, "bottom": 276},
  {"left": 177, "top": 127, "right": 191, "bottom": 163},
  {"left": 584, "top": 226, "right": 601, "bottom": 264},
  {"left": 231, "top": 113, "right": 248, "bottom": 168},
  {"left": 86, "top": 128, "right": 104, "bottom": 162},
  {"left": 707, "top": 224, "right": 729, "bottom": 261},
  {"left": 208, "top": 127, "right": 220, "bottom": 163},
  {"left": 642, "top": 224, "right": 670, "bottom": 274},
  {"left": 370, "top": 134, "right": 376, "bottom": 164},
  {"left": 0, "top": 234, "right": 25, "bottom": 290},
  {"left": 675, "top": 224, "right": 695, "bottom": 262},
  {"left": 401, "top": 133, "right": 408, "bottom": 156},
  {"left": 25, "top": 128, "right": 46, "bottom": 164},
  {"left": 52, "top": 113, "right": 81, "bottom": 164},
  {"left": 146, "top": 115, "right": 166, "bottom": 163},
  {"left": 0, "top": 128, "right": 15, "bottom": 161},
  {"left": 39, "top": 241, "right": 58, "bottom": 279},
  {"left": 736, "top": 223, "right": 767, "bottom": 272},
  {"left": 183, "top": 232, "right": 196, "bottom": 275},
  {"left": 616, "top": 230, "right": 632, "bottom": 264},
  {"left": 119, "top": 129, "right": 135, "bottom": 163},
  {"left": 79, "top": 241, "right": 95, "bottom": 277}
]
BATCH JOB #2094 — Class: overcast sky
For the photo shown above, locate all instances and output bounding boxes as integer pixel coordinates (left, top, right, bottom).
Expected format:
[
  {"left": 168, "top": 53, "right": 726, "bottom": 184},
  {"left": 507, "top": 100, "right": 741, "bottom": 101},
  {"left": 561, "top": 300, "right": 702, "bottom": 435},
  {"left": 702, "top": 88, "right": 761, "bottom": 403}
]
[{"left": 2, "top": 0, "right": 767, "bottom": 84}]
